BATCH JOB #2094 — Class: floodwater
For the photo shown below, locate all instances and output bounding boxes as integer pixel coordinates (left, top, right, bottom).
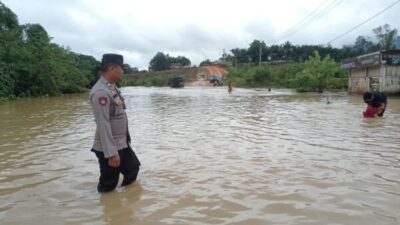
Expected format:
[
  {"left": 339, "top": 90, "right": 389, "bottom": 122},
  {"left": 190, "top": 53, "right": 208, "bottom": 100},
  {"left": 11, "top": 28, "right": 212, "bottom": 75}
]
[{"left": 0, "top": 87, "right": 399, "bottom": 225}]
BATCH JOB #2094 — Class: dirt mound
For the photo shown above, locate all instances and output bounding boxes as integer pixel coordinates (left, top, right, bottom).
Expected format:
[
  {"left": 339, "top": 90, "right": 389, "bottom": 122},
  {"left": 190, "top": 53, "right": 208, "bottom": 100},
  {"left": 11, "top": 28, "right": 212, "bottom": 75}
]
[
  {"left": 124, "top": 65, "right": 229, "bottom": 87},
  {"left": 198, "top": 66, "right": 228, "bottom": 77}
]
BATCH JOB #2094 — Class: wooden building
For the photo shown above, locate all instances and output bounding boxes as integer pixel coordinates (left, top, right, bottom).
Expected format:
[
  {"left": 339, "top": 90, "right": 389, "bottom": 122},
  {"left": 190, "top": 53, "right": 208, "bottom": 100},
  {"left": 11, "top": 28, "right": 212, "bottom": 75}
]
[{"left": 341, "top": 50, "right": 400, "bottom": 94}]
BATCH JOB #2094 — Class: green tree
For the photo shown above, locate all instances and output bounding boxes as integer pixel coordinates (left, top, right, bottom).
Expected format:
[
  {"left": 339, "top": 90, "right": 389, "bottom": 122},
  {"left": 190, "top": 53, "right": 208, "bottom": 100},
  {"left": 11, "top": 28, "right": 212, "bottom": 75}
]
[
  {"left": 353, "top": 36, "right": 378, "bottom": 54},
  {"left": 14, "top": 23, "right": 60, "bottom": 96},
  {"left": 230, "top": 48, "right": 248, "bottom": 64},
  {"left": 253, "top": 67, "right": 272, "bottom": 84},
  {"left": 373, "top": 24, "right": 398, "bottom": 50},
  {"left": 169, "top": 56, "right": 191, "bottom": 66},
  {"left": 49, "top": 45, "right": 91, "bottom": 93},
  {"left": 294, "top": 51, "right": 341, "bottom": 92},
  {"left": 0, "top": 62, "right": 14, "bottom": 97},
  {"left": 282, "top": 41, "right": 295, "bottom": 60},
  {"left": 199, "top": 59, "right": 212, "bottom": 66},
  {"left": 248, "top": 40, "right": 267, "bottom": 63},
  {"left": 149, "top": 52, "right": 170, "bottom": 71},
  {"left": 0, "top": 1, "right": 21, "bottom": 97},
  {"left": 123, "top": 63, "right": 139, "bottom": 74},
  {"left": 73, "top": 53, "right": 100, "bottom": 86},
  {"left": 1, "top": 1, "right": 100, "bottom": 98}
]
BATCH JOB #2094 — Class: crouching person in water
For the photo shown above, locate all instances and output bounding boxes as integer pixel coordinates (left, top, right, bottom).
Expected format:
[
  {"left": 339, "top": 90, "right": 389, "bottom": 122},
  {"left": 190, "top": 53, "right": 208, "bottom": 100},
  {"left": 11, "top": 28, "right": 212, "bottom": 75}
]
[
  {"left": 90, "top": 54, "right": 141, "bottom": 192},
  {"left": 363, "top": 91, "right": 387, "bottom": 118}
]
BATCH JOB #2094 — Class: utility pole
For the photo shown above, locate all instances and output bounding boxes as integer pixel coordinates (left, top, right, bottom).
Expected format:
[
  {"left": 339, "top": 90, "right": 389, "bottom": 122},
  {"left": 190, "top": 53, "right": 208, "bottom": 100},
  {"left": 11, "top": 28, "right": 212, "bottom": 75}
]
[
  {"left": 259, "top": 43, "right": 262, "bottom": 66},
  {"left": 234, "top": 56, "right": 237, "bottom": 68}
]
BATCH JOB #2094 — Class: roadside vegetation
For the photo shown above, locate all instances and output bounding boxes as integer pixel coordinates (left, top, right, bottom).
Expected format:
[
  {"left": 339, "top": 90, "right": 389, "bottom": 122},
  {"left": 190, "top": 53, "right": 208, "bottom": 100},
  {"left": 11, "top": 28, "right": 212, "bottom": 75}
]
[
  {"left": 121, "top": 76, "right": 170, "bottom": 87},
  {"left": 121, "top": 72, "right": 196, "bottom": 87},
  {"left": 0, "top": 2, "right": 103, "bottom": 99},
  {"left": 226, "top": 51, "right": 348, "bottom": 92}
]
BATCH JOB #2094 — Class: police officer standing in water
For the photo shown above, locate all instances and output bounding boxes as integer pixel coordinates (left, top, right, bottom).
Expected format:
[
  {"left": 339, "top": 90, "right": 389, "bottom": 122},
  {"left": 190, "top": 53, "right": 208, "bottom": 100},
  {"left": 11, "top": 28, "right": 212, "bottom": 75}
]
[{"left": 90, "top": 54, "right": 140, "bottom": 192}]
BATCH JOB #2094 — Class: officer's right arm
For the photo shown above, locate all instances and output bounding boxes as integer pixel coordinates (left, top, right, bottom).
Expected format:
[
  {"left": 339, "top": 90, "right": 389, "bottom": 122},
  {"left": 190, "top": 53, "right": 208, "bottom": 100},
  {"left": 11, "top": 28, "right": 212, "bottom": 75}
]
[{"left": 91, "top": 90, "right": 118, "bottom": 158}]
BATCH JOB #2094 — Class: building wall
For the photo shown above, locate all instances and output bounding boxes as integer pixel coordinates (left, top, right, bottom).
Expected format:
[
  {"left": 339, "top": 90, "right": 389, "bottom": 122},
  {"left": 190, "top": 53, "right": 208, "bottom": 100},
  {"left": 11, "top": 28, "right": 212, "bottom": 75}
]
[
  {"left": 348, "top": 65, "right": 394, "bottom": 93},
  {"left": 383, "top": 65, "right": 400, "bottom": 94},
  {"left": 345, "top": 51, "right": 400, "bottom": 94},
  {"left": 366, "top": 66, "right": 380, "bottom": 77},
  {"left": 349, "top": 67, "right": 369, "bottom": 93},
  {"left": 367, "top": 65, "right": 382, "bottom": 92}
]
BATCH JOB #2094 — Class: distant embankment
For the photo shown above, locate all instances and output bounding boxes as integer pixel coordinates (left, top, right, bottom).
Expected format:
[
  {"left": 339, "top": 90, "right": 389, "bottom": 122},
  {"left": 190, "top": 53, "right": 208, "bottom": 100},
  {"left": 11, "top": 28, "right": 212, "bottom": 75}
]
[
  {"left": 125, "top": 67, "right": 200, "bottom": 81},
  {"left": 123, "top": 66, "right": 228, "bottom": 87}
]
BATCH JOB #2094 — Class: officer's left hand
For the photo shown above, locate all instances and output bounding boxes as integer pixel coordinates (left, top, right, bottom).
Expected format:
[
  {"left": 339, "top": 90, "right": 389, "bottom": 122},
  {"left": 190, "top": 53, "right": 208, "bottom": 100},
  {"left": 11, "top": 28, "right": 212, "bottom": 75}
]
[{"left": 108, "top": 154, "right": 120, "bottom": 167}]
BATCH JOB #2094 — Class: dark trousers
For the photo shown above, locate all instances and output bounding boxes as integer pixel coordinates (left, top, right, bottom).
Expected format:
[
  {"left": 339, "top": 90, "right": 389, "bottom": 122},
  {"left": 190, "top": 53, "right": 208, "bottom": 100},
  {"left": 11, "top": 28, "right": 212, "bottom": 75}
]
[{"left": 92, "top": 147, "right": 141, "bottom": 193}]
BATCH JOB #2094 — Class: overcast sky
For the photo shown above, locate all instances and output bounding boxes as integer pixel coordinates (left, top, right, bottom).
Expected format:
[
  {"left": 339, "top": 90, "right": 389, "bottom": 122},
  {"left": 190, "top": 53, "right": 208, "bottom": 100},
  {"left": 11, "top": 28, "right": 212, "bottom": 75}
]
[{"left": 3, "top": 0, "right": 400, "bottom": 69}]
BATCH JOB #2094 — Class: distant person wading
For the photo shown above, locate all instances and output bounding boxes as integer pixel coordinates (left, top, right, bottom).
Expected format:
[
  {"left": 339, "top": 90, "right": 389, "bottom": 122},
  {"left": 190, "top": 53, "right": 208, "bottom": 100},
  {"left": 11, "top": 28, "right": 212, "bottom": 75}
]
[{"left": 228, "top": 82, "right": 233, "bottom": 93}]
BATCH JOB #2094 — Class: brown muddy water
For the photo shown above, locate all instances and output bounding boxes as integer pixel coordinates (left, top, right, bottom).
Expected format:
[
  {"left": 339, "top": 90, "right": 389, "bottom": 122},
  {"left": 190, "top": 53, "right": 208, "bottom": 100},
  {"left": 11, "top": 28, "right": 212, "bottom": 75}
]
[{"left": 0, "top": 87, "right": 399, "bottom": 225}]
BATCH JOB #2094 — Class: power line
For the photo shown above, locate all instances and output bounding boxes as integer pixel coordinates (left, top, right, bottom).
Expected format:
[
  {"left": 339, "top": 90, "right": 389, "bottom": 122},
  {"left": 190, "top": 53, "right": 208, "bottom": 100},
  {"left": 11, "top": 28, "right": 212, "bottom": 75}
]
[
  {"left": 328, "top": 0, "right": 400, "bottom": 44},
  {"left": 278, "top": 0, "right": 340, "bottom": 39},
  {"left": 299, "top": 0, "right": 344, "bottom": 29},
  {"left": 277, "top": 0, "right": 331, "bottom": 38},
  {"left": 277, "top": 0, "right": 343, "bottom": 42}
]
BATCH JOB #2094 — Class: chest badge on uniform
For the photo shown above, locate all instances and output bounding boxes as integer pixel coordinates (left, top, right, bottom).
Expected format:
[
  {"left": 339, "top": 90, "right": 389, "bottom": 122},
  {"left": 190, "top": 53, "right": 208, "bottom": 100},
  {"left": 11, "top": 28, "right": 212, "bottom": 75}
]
[
  {"left": 99, "top": 96, "right": 108, "bottom": 105},
  {"left": 109, "top": 90, "right": 117, "bottom": 97}
]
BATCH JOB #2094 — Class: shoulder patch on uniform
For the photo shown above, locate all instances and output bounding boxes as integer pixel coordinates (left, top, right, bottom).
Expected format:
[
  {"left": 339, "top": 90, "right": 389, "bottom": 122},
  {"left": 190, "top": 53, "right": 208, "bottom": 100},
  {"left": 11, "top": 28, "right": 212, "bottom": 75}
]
[{"left": 99, "top": 96, "right": 108, "bottom": 105}]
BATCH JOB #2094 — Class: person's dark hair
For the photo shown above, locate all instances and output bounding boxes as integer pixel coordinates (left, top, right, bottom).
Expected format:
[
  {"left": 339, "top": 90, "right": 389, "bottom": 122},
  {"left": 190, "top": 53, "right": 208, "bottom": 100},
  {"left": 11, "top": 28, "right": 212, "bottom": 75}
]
[{"left": 363, "top": 92, "right": 373, "bottom": 102}]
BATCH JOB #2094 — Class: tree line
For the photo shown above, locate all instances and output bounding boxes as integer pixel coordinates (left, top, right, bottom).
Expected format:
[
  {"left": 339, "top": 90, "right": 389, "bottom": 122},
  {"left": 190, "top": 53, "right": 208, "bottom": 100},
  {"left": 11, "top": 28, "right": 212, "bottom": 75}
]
[
  {"left": 223, "top": 24, "right": 398, "bottom": 66},
  {"left": 225, "top": 25, "right": 397, "bottom": 92},
  {"left": 149, "top": 52, "right": 191, "bottom": 71},
  {"left": 227, "top": 51, "right": 347, "bottom": 92},
  {"left": 0, "top": 2, "right": 101, "bottom": 99}
]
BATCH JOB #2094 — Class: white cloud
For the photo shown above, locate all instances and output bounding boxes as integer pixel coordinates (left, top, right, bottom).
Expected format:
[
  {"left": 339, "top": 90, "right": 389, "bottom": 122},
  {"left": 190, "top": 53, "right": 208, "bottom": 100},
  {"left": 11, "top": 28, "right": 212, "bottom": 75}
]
[{"left": 3, "top": 0, "right": 400, "bottom": 69}]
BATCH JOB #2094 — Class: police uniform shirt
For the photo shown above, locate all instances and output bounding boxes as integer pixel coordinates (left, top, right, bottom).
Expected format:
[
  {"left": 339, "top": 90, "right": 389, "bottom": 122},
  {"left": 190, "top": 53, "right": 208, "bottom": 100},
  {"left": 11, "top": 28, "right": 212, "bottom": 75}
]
[{"left": 90, "top": 76, "right": 129, "bottom": 158}]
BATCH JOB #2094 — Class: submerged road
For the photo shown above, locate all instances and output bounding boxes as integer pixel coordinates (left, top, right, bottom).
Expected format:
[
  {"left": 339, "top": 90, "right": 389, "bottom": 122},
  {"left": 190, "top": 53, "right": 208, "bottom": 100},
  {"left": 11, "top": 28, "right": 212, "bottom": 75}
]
[{"left": 0, "top": 88, "right": 399, "bottom": 225}]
